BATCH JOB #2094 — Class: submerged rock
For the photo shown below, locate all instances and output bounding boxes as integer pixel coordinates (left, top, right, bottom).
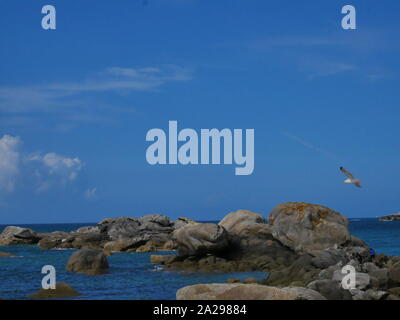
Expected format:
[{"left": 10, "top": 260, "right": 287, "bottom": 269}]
[
  {"left": 66, "top": 248, "right": 109, "bottom": 275},
  {"left": 0, "top": 251, "right": 16, "bottom": 258},
  {"left": 150, "top": 254, "right": 176, "bottom": 264},
  {"left": 28, "top": 282, "right": 80, "bottom": 299}
]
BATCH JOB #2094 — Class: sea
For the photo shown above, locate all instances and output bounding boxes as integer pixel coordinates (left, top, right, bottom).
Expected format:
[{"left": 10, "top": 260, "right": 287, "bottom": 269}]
[{"left": 0, "top": 218, "right": 399, "bottom": 300}]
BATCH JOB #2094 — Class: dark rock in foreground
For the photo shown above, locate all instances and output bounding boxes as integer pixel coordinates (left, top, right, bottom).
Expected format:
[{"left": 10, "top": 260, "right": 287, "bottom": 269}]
[
  {"left": 170, "top": 202, "right": 400, "bottom": 300},
  {"left": 66, "top": 248, "right": 109, "bottom": 275},
  {"left": 176, "top": 283, "right": 326, "bottom": 300},
  {"left": 28, "top": 282, "right": 80, "bottom": 299}
]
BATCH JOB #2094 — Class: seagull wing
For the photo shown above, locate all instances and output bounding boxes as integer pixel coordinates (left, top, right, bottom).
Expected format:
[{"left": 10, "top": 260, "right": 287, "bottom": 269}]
[{"left": 340, "top": 167, "right": 355, "bottom": 179}]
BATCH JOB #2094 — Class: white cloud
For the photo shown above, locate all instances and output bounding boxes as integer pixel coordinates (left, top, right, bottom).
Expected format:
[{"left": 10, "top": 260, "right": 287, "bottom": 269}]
[
  {"left": 28, "top": 152, "right": 83, "bottom": 190},
  {"left": 247, "top": 36, "right": 347, "bottom": 50},
  {"left": 0, "top": 65, "right": 193, "bottom": 114},
  {"left": 298, "top": 58, "right": 356, "bottom": 79},
  {"left": 0, "top": 135, "right": 21, "bottom": 192},
  {"left": 0, "top": 134, "right": 84, "bottom": 194},
  {"left": 106, "top": 66, "right": 161, "bottom": 77}
]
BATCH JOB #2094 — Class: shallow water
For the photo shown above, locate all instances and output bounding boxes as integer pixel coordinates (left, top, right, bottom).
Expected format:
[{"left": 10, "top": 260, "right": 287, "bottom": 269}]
[
  {"left": 0, "top": 223, "right": 266, "bottom": 300},
  {"left": 1, "top": 219, "right": 400, "bottom": 300}
]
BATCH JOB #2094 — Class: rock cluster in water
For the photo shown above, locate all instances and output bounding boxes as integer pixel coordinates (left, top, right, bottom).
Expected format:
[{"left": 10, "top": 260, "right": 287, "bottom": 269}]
[
  {"left": 379, "top": 213, "right": 400, "bottom": 221},
  {"left": 0, "top": 214, "right": 195, "bottom": 251},
  {"left": 2, "top": 202, "right": 400, "bottom": 300}
]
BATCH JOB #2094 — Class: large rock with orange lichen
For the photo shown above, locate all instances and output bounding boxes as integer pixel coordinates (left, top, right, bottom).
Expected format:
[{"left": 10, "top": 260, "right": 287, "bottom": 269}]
[{"left": 268, "top": 202, "right": 350, "bottom": 254}]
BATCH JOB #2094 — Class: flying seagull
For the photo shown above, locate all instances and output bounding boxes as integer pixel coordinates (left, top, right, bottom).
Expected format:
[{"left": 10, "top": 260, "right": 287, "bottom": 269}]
[{"left": 340, "top": 167, "right": 362, "bottom": 188}]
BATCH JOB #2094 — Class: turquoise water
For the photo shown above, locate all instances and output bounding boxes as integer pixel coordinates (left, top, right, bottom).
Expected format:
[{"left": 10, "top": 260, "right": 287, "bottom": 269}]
[{"left": 1, "top": 219, "right": 399, "bottom": 300}]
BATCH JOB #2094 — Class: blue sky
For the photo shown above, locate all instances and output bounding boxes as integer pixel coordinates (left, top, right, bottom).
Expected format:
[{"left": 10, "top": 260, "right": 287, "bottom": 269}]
[{"left": 0, "top": 0, "right": 399, "bottom": 223}]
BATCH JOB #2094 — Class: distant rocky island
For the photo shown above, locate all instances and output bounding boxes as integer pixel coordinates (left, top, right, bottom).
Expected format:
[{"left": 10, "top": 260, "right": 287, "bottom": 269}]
[
  {"left": 379, "top": 213, "right": 400, "bottom": 221},
  {"left": 2, "top": 202, "right": 400, "bottom": 300}
]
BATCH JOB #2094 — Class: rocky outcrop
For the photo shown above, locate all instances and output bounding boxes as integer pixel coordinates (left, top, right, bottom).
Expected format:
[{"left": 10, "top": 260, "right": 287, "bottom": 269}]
[
  {"left": 34, "top": 213, "right": 190, "bottom": 251},
  {"left": 100, "top": 214, "right": 173, "bottom": 241},
  {"left": 173, "top": 217, "right": 197, "bottom": 230},
  {"left": 218, "top": 209, "right": 273, "bottom": 254},
  {"left": 38, "top": 232, "right": 69, "bottom": 250},
  {"left": 39, "top": 229, "right": 108, "bottom": 250},
  {"left": 219, "top": 209, "right": 265, "bottom": 234},
  {"left": 164, "top": 209, "right": 297, "bottom": 273},
  {"left": 4, "top": 202, "right": 400, "bottom": 301},
  {"left": 173, "top": 203, "right": 400, "bottom": 300},
  {"left": 264, "top": 254, "right": 320, "bottom": 287},
  {"left": 219, "top": 209, "right": 297, "bottom": 269},
  {"left": 28, "top": 282, "right": 81, "bottom": 299},
  {"left": 268, "top": 202, "right": 351, "bottom": 254},
  {"left": 99, "top": 217, "right": 141, "bottom": 240},
  {"left": 0, "top": 226, "right": 42, "bottom": 245},
  {"left": 66, "top": 248, "right": 109, "bottom": 275},
  {"left": 379, "top": 213, "right": 400, "bottom": 221},
  {"left": 173, "top": 223, "right": 229, "bottom": 257},
  {"left": 176, "top": 283, "right": 325, "bottom": 300},
  {"left": 99, "top": 214, "right": 177, "bottom": 251},
  {"left": 103, "top": 237, "right": 146, "bottom": 253}
]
